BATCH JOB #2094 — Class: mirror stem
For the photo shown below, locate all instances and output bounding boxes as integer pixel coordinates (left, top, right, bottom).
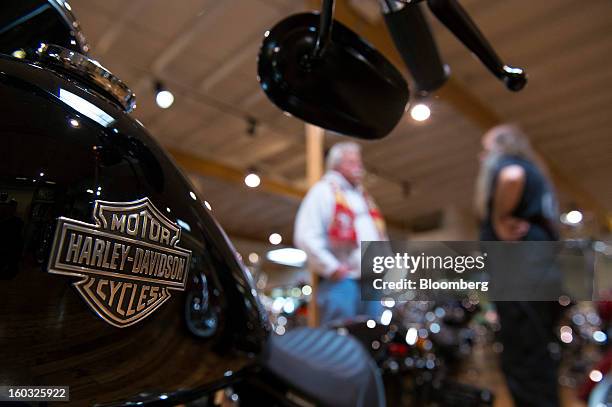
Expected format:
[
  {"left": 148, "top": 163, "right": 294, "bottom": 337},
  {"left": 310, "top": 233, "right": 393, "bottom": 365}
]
[{"left": 312, "top": 0, "right": 335, "bottom": 59}]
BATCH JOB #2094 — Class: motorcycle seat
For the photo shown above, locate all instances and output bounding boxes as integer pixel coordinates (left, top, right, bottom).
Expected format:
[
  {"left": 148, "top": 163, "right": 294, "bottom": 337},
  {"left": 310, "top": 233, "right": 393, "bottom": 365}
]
[{"left": 262, "top": 327, "right": 385, "bottom": 407}]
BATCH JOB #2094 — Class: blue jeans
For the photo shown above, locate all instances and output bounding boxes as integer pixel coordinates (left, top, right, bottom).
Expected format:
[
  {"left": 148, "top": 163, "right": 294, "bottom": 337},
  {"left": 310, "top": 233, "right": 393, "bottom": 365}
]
[{"left": 317, "top": 278, "right": 383, "bottom": 326}]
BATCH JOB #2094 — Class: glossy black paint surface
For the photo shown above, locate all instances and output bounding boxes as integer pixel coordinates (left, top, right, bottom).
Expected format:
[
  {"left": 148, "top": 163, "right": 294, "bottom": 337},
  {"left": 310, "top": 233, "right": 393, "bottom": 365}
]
[
  {"left": 258, "top": 12, "right": 409, "bottom": 140},
  {"left": 0, "top": 0, "right": 87, "bottom": 55},
  {"left": 0, "top": 55, "right": 269, "bottom": 405}
]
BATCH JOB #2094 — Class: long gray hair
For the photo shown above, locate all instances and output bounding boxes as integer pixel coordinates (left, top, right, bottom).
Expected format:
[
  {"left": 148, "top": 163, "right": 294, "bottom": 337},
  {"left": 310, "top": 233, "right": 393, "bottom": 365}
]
[{"left": 474, "top": 124, "right": 549, "bottom": 218}]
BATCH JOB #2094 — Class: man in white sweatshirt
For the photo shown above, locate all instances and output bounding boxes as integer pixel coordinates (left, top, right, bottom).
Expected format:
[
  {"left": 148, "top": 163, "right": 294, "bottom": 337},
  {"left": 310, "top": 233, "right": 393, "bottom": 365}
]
[{"left": 294, "top": 142, "right": 386, "bottom": 325}]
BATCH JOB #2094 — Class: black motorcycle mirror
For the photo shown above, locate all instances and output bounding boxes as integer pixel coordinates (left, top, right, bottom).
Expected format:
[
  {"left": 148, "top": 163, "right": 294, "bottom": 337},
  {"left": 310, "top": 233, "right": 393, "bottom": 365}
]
[{"left": 257, "top": 0, "right": 409, "bottom": 140}]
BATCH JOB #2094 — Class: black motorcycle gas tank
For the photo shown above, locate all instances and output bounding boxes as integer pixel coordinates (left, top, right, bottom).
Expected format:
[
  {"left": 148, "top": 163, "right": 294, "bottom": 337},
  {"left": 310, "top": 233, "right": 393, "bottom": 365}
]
[{"left": 0, "top": 55, "right": 269, "bottom": 405}]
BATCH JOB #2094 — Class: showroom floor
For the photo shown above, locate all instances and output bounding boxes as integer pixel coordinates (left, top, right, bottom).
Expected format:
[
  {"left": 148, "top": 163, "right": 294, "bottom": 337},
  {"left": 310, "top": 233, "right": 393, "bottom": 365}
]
[{"left": 458, "top": 344, "right": 587, "bottom": 407}]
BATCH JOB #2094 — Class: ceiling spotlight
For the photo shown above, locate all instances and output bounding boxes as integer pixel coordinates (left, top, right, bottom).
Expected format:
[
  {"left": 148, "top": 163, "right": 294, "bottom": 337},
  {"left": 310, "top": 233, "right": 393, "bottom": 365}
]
[
  {"left": 410, "top": 103, "right": 431, "bottom": 122},
  {"left": 69, "top": 118, "right": 80, "bottom": 128},
  {"left": 562, "top": 210, "right": 583, "bottom": 225},
  {"left": 155, "top": 81, "right": 174, "bottom": 109},
  {"left": 244, "top": 171, "right": 261, "bottom": 188},
  {"left": 269, "top": 233, "right": 282, "bottom": 245},
  {"left": 248, "top": 252, "right": 259, "bottom": 264}
]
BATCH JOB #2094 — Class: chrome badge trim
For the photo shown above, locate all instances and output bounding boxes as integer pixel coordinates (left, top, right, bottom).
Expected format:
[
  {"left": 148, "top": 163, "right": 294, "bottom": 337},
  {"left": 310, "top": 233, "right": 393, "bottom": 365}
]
[{"left": 48, "top": 198, "right": 192, "bottom": 328}]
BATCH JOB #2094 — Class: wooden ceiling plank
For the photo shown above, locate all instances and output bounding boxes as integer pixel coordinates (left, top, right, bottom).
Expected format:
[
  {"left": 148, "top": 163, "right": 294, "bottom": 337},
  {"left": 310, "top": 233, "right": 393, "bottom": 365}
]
[
  {"left": 362, "top": 105, "right": 472, "bottom": 162},
  {"left": 537, "top": 120, "right": 612, "bottom": 153},
  {"left": 441, "top": 0, "right": 608, "bottom": 68}
]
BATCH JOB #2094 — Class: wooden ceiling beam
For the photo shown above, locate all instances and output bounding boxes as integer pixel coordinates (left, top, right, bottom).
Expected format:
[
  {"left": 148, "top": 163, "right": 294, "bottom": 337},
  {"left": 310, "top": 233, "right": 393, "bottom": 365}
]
[{"left": 167, "top": 148, "right": 305, "bottom": 201}]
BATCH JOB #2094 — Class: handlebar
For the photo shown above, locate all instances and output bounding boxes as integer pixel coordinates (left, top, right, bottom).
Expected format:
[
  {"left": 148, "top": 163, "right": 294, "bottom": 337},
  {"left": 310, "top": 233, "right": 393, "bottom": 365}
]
[
  {"left": 380, "top": 0, "right": 527, "bottom": 91},
  {"left": 382, "top": 0, "right": 448, "bottom": 94},
  {"left": 426, "top": 0, "right": 527, "bottom": 91}
]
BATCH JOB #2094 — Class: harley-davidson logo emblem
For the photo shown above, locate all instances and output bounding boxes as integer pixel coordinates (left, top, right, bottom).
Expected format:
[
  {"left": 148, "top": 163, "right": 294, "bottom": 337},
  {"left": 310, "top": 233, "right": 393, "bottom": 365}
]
[{"left": 48, "top": 198, "right": 192, "bottom": 328}]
